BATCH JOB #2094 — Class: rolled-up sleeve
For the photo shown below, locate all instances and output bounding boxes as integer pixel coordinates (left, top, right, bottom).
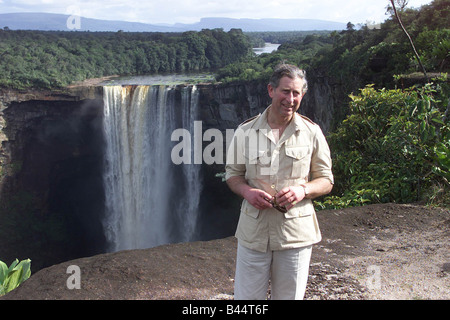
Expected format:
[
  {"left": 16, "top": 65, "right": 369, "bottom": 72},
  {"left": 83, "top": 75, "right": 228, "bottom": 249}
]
[
  {"left": 310, "top": 126, "right": 334, "bottom": 184},
  {"left": 225, "top": 128, "right": 246, "bottom": 180}
]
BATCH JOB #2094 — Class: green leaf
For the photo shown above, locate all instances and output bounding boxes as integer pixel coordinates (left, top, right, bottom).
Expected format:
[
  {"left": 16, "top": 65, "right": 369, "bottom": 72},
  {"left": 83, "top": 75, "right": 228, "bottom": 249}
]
[
  {"left": 7, "top": 259, "right": 18, "bottom": 273},
  {"left": 409, "top": 102, "right": 418, "bottom": 117},
  {"left": 16, "top": 259, "right": 31, "bottom": 282},
  {"left": 3, "top": 269, "right": 23, "bottom": 293},
  {"left": 0, "top": 261, "right": 8, "bottom": 284},
  {"left": 431, "top": 117, "right": 445, "bottom": 125}
]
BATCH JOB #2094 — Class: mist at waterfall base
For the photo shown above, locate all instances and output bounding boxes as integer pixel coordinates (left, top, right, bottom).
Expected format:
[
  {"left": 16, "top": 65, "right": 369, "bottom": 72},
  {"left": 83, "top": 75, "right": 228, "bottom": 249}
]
[{"left": 102, "top": 84, "right": 240, "bottom": 252}]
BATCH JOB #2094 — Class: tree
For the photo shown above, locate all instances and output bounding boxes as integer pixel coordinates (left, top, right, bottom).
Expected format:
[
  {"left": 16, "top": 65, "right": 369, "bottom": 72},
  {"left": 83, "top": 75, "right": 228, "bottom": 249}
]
[
  {"left": 389, "top": 0, "right": 429, "bottom": 81},
  {"left": 0, "top": 29, "right": 253, "bottom": 89}
]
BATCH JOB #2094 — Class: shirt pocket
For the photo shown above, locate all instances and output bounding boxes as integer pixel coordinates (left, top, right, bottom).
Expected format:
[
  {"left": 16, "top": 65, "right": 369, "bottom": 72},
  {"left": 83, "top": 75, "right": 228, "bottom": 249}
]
[
  {"left": 284, "top": 146, "right": 311, "bottom": 178},
  {"left": 284, "top": 200, "right": 314, "bottom": 218},
  {"left": 241, "top": 199, "right": 260, "bottom": 219}
]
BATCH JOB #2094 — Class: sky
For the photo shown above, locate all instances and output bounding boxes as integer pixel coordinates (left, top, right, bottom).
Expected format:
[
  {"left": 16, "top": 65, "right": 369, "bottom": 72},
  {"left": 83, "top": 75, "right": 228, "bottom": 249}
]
[{"left": 0, "top": 0, "right": 435, "bottom": 25}]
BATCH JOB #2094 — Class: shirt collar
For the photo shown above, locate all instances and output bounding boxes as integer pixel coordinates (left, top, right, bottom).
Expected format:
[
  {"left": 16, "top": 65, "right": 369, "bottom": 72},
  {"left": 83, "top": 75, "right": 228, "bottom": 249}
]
[
  {"left": 250, "top": 105, "right": 304, "bottom": 145},
  {"left": 253, "top": 105, "right": 303, "bottom": 132}
]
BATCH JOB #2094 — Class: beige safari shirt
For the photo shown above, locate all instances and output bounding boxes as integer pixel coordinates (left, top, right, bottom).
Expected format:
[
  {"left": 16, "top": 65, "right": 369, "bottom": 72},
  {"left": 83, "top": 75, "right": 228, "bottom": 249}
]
[{"left": 225, "top": 106, "right": 334, "bottom": 252}]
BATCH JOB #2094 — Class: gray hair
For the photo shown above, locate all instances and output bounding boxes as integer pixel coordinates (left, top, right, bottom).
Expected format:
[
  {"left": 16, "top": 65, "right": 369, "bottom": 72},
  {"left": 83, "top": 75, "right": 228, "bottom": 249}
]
[{"left": 269, "top": 63, "right": 308, "bottom": 94}]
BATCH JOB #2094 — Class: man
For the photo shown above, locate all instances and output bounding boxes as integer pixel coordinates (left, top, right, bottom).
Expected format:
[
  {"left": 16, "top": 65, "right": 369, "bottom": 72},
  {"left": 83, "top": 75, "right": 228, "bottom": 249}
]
[{"left": 225, "top": 63, "right": 334, "bottom": 300}]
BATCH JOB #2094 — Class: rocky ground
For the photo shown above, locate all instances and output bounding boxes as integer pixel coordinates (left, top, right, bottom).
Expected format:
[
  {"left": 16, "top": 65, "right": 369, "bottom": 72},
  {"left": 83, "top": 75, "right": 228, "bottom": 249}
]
[
  {"left": 307, "top": 203, "right": 449, "bottom": 300},
  {"left": 1, "top": 203, "right": 448, "bottom": 300}
]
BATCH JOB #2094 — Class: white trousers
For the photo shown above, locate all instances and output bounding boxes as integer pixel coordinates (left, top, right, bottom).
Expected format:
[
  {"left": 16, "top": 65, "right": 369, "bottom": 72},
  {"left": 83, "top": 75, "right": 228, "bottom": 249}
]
[{"left": 234, "top": 243, "right": 312, "bottom": 300}]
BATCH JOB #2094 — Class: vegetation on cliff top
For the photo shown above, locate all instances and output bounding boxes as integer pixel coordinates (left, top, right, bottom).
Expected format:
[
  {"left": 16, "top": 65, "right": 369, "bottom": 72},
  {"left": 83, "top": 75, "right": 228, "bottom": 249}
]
[
  {"left": 216, "top": 0, "right": 449, "bottom": 89},
  {"left": 315, "top": 81, "right": 449, "bottom": 209},
  {"left": 0, "top": 28, "right": 252, "bottom": 89}
]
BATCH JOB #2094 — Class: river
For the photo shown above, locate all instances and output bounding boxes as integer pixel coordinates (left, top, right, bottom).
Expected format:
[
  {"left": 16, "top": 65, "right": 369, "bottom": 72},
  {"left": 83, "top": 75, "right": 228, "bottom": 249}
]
[
  {"left": 101, "top": 73, "right": 214, "bottom": 86},
  {"left": 253, "top": 43, "right": 281, "bottom": 55}
]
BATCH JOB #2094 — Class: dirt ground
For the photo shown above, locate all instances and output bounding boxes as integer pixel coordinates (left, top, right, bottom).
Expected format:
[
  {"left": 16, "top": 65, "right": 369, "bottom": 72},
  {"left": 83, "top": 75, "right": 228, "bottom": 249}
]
[
  {"left": 1, "top": 203, "right": 448, "bottom": 300},
  {"left": 308, "top": 202, "right": 449, "bottom": 300}
]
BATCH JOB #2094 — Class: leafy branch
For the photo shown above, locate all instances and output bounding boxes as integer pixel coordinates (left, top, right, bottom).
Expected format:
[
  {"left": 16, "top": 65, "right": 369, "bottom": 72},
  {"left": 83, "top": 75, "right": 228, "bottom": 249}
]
[{"left": 389, "top": 0, "right": 429, "bottom": 81}]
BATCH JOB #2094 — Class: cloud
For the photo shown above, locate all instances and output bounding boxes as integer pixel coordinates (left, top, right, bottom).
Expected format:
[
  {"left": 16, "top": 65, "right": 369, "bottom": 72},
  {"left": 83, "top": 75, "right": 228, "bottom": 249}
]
[{"left": 0, "top": 0, "right": 434, "bottom": 24}]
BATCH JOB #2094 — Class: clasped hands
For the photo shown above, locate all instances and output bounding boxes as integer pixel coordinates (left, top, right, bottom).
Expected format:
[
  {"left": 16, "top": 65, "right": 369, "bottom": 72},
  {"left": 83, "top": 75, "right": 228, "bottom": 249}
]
[{"left": 244, "top": 186, "right": 306, "bottom": 212}]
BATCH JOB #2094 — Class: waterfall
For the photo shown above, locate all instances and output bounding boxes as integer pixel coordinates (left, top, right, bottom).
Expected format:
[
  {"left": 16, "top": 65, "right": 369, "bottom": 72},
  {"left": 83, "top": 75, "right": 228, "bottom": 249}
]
[
  {"left": 177, "top": 86, "right": 202, "bottom": 242},
  {"left": 102, "top": 85, "right": 202, "bottom": 252}
]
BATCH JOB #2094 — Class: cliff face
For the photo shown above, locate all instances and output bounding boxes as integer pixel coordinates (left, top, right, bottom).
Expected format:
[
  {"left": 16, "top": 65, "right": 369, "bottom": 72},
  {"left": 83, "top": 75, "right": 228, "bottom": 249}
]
[
  {"left": 198, "top": 78, "right": 336, "bottom": 134},
  {"left": 301, "top": 75, "right": 337, "bottom": 134},
  {"left": 197, "top": 81, "right": 271, "bottom": 131},
  {"left": 0, "top": 87, "right": 106, "bottom": 270},
  {"left": 0, "top": 86, "right": 103, "bottom": 192},
  {"left": 0, "top": 80, "right": 337, "bottom": 270}
]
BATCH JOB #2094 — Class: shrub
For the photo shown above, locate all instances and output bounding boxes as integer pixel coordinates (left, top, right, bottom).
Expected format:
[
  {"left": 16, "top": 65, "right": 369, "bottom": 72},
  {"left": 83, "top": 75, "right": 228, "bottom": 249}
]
[
  {"left": 0, "top": 259, "right": 31, "bottom": 296},
  {"left": 315, "top": 80, "right": 449, "bottom": 209}
]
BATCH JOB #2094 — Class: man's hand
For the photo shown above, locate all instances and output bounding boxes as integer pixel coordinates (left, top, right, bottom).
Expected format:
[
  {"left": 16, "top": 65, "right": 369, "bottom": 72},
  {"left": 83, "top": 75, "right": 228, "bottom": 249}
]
[
  {"left": 275, "top": 186, "right": 306, "bottom": 210},
  {"left": 275, "top": 178, "right": 333, "bottom": 210},
  {"left": 226, "top": 176, "right": 273, "bottom": 210},
  {"left": 242, "top": 188, "right": 274, "bottom": 210}
]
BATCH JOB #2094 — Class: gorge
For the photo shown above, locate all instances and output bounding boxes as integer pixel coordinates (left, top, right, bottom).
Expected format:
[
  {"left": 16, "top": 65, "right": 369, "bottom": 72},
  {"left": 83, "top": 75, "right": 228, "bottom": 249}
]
[{"left": 0, "top": 77, "right": 336, "bottom": 270}]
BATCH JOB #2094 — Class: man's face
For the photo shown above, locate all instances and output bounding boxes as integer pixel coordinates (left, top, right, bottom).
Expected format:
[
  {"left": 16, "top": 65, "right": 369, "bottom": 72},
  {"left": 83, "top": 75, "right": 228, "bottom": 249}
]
[{"left": 268, "top": 76, "right": 305, "bottom": 120}]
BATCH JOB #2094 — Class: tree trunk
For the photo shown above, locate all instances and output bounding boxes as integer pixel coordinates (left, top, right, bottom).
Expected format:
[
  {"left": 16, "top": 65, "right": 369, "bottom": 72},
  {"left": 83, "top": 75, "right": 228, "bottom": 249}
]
[{"left": 389, "top": 0, "right": 429, "bottom": 82}]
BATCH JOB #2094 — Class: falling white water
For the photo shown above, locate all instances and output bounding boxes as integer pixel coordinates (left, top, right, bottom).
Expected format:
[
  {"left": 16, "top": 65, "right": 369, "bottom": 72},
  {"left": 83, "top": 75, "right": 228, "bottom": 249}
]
[
  {"left": 102, "top": 85, "right": 202, "bottom": 252},
  {"left": 177, "top": 86, "right": 201, "bottom": 242}
]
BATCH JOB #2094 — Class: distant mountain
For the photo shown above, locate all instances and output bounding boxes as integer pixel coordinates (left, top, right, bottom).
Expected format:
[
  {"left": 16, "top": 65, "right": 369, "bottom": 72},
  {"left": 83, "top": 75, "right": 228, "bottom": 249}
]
[
  {"left": 0, "top": 12, "right": 346, "bottom": 32},
  {"left": 0, "top": 12, "right": 183, "bottom": 32},
  {"left": 172, "top": 17, "right": 347, "bottom": 32}
]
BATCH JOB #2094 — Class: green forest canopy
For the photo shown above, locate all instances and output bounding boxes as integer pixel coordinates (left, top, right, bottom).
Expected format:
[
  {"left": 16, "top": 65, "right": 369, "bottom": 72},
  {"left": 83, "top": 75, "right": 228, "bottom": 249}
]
[
  {"left": 217, "top": 0, "right": 449, "bottom": 88},
  {"left": 0, "top": 28, "right": 252, "bottom": 89}
]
